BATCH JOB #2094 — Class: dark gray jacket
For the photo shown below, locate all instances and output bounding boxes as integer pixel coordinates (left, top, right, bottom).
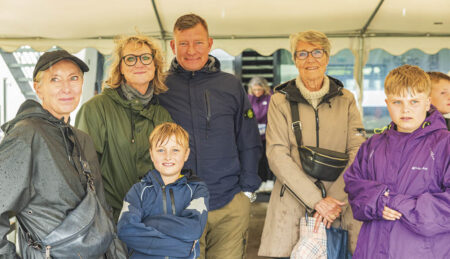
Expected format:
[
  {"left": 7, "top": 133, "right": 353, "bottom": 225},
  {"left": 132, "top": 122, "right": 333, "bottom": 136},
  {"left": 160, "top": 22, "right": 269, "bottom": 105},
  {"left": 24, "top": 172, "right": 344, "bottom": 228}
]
[{"left": 0, "top": 100, "right": 125, "bottom": 258}]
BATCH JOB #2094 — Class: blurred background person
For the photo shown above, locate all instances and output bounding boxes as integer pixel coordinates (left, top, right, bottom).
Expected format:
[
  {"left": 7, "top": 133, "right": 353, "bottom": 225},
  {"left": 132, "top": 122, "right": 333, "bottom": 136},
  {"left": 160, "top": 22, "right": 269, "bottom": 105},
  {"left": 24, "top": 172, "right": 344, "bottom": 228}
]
[
  {"left": 248, "top": 76, "right": 274, "bottom": 192},
  {"left": 427, "top": 71, "right": 450, "bottom": 130}
]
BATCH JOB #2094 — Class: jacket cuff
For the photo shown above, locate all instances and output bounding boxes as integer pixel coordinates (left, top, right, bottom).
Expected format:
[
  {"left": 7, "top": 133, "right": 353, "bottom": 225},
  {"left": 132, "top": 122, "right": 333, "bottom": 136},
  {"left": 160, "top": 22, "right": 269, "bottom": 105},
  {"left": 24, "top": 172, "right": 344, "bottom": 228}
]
[{"left": 375, "top": 188, "right": 390, "bottom": 219}]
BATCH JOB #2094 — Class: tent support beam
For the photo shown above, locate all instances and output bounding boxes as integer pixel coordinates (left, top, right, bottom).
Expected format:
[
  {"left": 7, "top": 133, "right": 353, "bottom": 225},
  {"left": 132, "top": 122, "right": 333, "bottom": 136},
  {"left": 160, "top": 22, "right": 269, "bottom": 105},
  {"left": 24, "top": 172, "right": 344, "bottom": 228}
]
[
  {"left": 355, "top": 0, "right": 385, "bottom": 119},
  {"left": 150, "top": 0, "right": 167, "bottom": 51},
  {"left": 362, "top": 0, "right": 385, "bottom": 34}
]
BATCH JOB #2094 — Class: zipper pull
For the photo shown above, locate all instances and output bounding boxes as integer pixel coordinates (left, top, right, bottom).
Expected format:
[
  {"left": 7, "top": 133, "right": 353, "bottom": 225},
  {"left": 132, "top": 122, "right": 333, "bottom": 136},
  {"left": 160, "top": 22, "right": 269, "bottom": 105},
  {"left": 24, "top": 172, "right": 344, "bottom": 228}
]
[
  {"left": 191, "top": 240, "right": 198, "bottom": 252},
  {"left": 46, "top": 245, "right": 51, "bottom": 258}
]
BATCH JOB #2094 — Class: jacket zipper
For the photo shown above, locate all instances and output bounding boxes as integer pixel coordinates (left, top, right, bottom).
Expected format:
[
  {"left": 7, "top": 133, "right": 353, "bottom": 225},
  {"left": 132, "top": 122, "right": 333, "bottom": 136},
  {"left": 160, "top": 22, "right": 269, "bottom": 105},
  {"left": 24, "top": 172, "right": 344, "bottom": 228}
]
[
  {"left": 314, "top": 108, "right": 319, "bottom": 147},
  {"left": 204, "top": 90, "right": 211, "bottom": 139},
  {"left": 169, "top": 189, "right": 176, "bottom": 214},
  {"left": 129, "top": 104, "right": 135, "bottom": 144},
  {"left": 161, "top": 186, "right": 167, "bottom": 214}
]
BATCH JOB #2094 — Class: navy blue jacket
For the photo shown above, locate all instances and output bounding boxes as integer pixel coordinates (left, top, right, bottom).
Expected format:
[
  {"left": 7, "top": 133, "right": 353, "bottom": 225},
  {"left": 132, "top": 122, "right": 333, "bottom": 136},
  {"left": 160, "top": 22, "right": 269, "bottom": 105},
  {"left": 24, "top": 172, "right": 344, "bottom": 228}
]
[
  {"left": 117, "top": 170, "right": 209, "bottom": 259},
  {"left": 159, "top": 56, "right": 262, "bottom": 210}
]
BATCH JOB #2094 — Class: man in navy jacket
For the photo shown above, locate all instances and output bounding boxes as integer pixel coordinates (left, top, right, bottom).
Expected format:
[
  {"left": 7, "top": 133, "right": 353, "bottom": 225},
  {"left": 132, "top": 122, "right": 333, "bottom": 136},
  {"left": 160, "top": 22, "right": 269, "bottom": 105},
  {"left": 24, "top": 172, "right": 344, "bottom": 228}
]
[{"left": 158, "top": 13, "right": 262, "bottom": 259}]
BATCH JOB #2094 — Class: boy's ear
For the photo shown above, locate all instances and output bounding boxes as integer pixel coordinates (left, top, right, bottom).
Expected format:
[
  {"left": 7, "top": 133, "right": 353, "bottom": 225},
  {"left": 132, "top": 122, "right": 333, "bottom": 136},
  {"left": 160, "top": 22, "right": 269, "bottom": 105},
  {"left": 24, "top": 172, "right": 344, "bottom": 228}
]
[
  {"left": 426, "top": 97, "right": 431, "bottom": 111},
  {"left": 184, "top": 148, "right": 190, "bottom": 162}
]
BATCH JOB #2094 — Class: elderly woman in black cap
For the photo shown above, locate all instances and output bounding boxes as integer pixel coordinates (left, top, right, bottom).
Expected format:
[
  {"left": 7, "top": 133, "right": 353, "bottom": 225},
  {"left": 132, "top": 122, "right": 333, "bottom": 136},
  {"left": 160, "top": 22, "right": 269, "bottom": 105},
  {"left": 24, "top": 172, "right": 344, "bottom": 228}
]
[{"left": 0, "top": 50, "right": 125, "bottom": 258}]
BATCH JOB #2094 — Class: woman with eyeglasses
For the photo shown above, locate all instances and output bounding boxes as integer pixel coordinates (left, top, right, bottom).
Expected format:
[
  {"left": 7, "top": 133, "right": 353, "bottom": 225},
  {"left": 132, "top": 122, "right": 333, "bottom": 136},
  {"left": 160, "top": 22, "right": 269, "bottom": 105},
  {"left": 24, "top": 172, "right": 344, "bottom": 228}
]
[
  {"left": 258, "top": 30, "right": 365, "bottom": 258},
  {"left": 76, "top": 35, "right": 172, "bottom": 222}
]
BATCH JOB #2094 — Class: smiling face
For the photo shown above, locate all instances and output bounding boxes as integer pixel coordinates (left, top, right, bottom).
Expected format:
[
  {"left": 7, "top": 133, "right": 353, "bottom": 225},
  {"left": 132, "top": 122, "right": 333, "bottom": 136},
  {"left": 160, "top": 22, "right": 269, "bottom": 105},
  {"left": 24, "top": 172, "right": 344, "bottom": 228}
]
[
  {"left": 150, "top": 135, "right": 190, "bottom": 185},
  {"left": 170, "top": 23, "right": 213, "bottom": 71},
  {"left": 120, "top": 42, "right": 155, "bottom": 92},
  {"left": 430, "top": 79, "right": 450, "bottom": 114},
  {"left": 34, "top": 59, "right": 83, "bottom": 122},
  {"left": 295, "top": 41, "right": 329, "bottom": 82},
  {"left": 386, "top": 90, "right": 431, "bottom": 133}
]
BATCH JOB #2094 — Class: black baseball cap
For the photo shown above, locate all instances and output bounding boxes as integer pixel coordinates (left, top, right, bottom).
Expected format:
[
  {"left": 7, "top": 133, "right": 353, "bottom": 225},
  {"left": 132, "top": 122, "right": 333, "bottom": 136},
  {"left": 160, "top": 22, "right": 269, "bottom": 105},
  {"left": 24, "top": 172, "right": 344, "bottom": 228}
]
[{"left": 33, "top": 50, "right": 89, "bottom": 79}]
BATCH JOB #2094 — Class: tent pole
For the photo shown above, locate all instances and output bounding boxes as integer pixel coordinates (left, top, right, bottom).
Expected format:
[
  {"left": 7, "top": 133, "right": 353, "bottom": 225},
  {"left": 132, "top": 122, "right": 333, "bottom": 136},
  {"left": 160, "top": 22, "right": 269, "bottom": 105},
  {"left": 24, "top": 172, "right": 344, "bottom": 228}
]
[
  {"left": 3, "top": 78, "right": 6, "bottom": 124},
  {"left": 357, "top": 37, "right": 365, "bottom": 119},
  {"left": 150, "top": 0, "right": 167, "bottom": 52}
]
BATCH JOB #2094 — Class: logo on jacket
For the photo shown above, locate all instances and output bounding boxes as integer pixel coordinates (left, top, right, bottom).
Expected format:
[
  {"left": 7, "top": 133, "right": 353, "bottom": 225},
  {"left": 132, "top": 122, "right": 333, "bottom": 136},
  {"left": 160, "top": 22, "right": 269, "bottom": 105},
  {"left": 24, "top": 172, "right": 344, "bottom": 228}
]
[
  {"left": 244, "top": 108, "right": 254, "bottom": 119},
  {"left": 186, "top": 197, "right": 207, "bottom": 214},
  {"left": 411, "top": 166, "right": 428, "bottom": 171}
]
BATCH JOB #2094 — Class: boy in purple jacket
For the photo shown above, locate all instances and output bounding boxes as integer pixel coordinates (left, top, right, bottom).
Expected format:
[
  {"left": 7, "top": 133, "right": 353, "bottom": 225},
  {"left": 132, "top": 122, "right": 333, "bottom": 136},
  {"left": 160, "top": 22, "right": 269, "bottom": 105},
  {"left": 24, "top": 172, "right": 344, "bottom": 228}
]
[{"left": 344, "top": 65, "right": 450, "bottom": 259}]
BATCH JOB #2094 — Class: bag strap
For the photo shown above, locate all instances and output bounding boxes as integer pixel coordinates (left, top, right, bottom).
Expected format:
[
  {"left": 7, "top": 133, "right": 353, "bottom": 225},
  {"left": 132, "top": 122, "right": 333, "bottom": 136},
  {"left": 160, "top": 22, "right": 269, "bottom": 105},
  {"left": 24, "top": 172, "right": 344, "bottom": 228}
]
[
  {"left": 289, "top": 100, "right": 327, "bottom": 199},
  {"left": 68, "top": 126, "right": 95, "bottom": 191},
  {"left": 289, "top": 101, "right": 303, "bottom": 148}
]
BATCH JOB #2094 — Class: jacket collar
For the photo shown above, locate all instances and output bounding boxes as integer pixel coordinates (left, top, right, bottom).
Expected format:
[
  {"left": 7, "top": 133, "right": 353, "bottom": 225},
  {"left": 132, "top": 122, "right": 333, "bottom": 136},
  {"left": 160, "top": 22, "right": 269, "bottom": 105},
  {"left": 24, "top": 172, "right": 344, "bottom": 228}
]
[
  {"left": 385, "top": 105, "right": 448, "bottom": 138},
  {"left": 275, "top": 75, "right": 344, "bottom": 106},
  {"left": 169, "top": 55, "right": 221, "bottom": 75},
  {"left": 1, "top": 99, "right": 68, "bottom": 133}
]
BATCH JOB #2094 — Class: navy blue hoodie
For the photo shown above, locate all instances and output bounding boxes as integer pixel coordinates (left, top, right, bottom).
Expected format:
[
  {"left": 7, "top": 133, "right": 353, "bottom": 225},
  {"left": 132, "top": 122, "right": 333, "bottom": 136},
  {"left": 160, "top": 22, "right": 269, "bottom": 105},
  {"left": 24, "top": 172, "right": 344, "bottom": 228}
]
[{"left": 117, "top": 169, "right": 209, "bottom": 258}]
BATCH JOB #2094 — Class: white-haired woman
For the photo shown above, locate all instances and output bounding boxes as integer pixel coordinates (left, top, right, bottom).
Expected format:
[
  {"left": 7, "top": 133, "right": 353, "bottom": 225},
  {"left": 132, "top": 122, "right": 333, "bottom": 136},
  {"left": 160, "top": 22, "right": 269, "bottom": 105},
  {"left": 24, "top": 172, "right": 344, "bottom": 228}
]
[{"left": 258, "top": 30, "right": 365, "bottom": 258}]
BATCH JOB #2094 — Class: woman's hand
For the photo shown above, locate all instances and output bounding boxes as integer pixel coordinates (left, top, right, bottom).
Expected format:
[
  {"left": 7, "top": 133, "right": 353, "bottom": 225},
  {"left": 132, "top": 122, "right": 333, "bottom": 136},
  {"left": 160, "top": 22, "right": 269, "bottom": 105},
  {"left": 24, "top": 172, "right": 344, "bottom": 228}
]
[
  {"left": 382, "top": 206, "right": 402, "bottom": 221},
  {"left": 313, "top": 197, "right": 345, "bottom": 232}
]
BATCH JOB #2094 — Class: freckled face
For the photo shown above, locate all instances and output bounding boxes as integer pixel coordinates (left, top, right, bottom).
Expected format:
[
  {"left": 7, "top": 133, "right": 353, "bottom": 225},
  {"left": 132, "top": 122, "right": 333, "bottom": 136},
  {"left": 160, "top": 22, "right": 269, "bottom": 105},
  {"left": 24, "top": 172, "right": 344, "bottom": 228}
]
[
  {"left": 150, "top": 135, "right": 190, "bottom": 185},
  {"left": 386, "top": 91, "right": 431, "bottom": 133}
]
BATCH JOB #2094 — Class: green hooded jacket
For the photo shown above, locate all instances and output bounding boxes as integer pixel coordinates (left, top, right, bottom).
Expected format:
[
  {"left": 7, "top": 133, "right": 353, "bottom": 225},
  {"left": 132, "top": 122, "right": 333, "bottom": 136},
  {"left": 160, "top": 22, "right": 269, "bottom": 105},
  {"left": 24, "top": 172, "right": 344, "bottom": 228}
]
[{"left": 75, "top": 87, "right": 172, "bottom": 221}]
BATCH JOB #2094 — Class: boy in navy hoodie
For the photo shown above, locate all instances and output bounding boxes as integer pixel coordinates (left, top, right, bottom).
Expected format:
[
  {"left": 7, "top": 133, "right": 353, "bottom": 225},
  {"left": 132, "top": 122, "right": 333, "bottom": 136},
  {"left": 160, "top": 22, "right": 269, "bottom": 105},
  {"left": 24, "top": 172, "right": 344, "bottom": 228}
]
[{"left": 118, "top": 122, "right": 209, "bottom": 258}]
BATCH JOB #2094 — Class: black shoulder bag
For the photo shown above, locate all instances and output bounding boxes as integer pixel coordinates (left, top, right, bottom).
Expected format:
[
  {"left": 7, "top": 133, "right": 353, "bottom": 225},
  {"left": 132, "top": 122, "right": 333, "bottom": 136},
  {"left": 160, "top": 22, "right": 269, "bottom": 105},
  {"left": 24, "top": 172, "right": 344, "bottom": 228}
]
[
  {"left": 289, "top": 101, "right": 349, "bottom": 197},
  {"left": 18, "top": 128, "right": 115, "bottom": 258}
]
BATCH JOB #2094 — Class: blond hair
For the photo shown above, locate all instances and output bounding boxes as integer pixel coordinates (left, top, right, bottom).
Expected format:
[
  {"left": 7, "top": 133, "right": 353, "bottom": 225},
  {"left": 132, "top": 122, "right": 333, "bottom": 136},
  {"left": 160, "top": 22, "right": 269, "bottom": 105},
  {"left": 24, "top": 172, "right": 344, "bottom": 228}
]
[
  {"left": 149, "top": 122, "right": 189, "bottom": 150},
  {"left": 248, "top": 77, "right": 271, "bottom": 95},
  {"left": 289, "top": 30, "right": 331, "bottom": 61},
  {"left": 104, "top": 34, "right": 168, "bottom": 94},
  {"left": 385, "top": 65, "right": 431, "bottom": 96}
]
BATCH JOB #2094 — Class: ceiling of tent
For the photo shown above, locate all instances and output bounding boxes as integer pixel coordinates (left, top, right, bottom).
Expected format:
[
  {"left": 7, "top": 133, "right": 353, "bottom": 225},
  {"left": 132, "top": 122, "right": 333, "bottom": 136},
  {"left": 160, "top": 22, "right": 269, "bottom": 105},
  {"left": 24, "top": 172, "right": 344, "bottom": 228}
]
[{"left": 0, "top": 0, "right": 449, "bottom": 55}]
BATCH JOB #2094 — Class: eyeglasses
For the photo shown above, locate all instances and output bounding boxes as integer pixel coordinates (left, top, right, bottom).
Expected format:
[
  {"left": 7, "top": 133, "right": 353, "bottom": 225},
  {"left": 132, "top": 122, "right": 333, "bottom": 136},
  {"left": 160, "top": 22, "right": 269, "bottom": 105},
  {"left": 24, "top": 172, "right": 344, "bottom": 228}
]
[
  {"left": 121, "top": 53, "right": 154, "bottom": 66},
  {"left": 294, "top": 49, "right": 325, "bottom": 60}
]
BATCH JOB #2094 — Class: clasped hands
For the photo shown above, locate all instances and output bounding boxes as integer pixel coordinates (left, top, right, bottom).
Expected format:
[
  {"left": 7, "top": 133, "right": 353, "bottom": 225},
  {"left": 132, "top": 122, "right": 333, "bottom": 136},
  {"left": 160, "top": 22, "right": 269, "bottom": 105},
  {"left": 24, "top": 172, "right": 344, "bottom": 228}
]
[{"left": 313, "top": 197, "right": 345, "bottom": 232}]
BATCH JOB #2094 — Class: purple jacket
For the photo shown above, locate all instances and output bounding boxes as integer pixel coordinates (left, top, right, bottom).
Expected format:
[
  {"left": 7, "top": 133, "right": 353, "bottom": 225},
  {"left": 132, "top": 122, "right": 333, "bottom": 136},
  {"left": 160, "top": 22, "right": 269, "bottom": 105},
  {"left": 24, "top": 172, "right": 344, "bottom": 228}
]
[
  {"left": 248, "top": 94, "right": 271, "bottom": 140},
  {"left": 344, "top": 108, "right": 450, "bottom": 259}
]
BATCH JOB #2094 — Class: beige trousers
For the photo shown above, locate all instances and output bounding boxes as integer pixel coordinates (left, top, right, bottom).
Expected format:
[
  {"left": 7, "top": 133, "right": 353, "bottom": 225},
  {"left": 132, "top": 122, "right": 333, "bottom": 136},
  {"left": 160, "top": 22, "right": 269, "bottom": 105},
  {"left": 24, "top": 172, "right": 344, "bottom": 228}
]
[{"left": 199, "top": 192, "right": 251, "bottom": 259}]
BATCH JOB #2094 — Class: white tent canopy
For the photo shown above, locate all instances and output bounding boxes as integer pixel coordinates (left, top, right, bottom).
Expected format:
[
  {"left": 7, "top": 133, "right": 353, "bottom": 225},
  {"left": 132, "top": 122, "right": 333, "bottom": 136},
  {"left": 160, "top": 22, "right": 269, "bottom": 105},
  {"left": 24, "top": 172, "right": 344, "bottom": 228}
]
[{"left": 1, "top": 0, "right": 449, "bottom": 56}]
